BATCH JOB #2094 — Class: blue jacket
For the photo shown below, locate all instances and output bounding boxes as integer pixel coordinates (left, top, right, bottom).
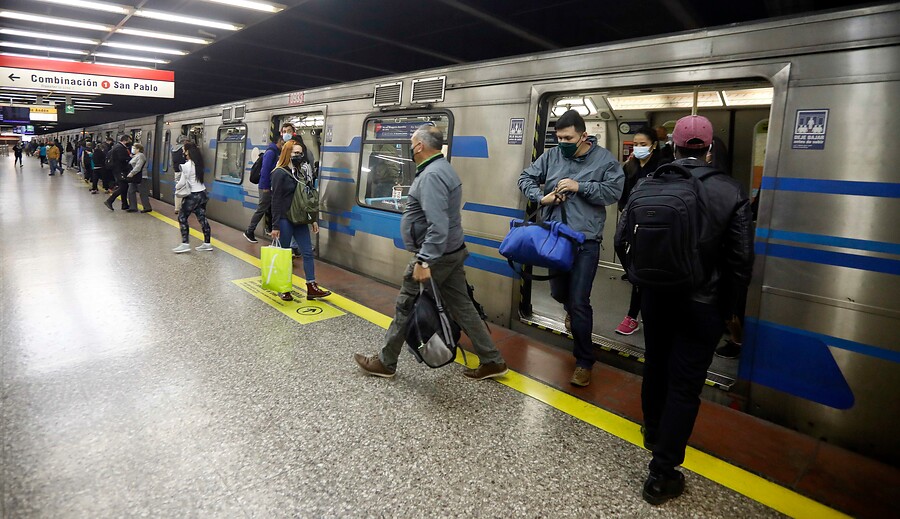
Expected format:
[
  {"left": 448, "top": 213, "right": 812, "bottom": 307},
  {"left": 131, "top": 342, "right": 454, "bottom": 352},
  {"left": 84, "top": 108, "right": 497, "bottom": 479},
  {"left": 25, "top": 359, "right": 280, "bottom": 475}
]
[
  {"left": 518, "top": 137, "right": 624, "bottom": 241},
  {"left": 401, "top": 155, "right": 465, "bottom": 263},
  {"left": 258, "top": 142, "right": 279, "bottom": 190}
]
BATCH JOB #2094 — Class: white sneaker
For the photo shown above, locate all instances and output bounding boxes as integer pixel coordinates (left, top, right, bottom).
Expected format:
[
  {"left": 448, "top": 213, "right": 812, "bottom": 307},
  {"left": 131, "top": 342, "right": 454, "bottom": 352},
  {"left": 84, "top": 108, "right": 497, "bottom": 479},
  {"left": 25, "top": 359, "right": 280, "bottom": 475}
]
[
  {"left": 195, "top": 243, "right": 213, "bottom": 252},
  {"left": 172, "top": 243, "right": 191, "bottom": 254}
]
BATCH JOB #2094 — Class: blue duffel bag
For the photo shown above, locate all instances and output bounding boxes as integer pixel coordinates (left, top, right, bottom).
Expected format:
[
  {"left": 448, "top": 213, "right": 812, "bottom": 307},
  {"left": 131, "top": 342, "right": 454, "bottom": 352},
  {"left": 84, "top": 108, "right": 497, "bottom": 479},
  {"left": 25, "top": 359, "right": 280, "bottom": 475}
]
[{"left": 499, "top": 204, "right": 585, "bottom": 280}]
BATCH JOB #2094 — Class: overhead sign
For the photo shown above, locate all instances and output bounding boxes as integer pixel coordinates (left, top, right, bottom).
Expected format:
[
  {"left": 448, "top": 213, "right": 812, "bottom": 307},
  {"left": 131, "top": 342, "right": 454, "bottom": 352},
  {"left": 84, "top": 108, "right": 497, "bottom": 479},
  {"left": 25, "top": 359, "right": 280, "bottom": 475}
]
[
  {"left": 65, "top": 104, "right": 75, "bottom": 114},
  {"left": 28, "top": 105, "right": 57, "bottom": 122},
  {"left": 0, "top": 55, "right": 174, "bottom": 99}
]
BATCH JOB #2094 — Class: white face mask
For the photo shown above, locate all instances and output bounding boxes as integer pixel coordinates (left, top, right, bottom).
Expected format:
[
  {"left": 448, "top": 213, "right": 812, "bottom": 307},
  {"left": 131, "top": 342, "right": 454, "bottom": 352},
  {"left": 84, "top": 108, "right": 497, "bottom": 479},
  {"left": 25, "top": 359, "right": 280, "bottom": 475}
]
[
  {"left": 633, "top": 146, "right": 651, "bottom": 160},
  {"left": 131, "top": 147, "right": 138, "bottom": 154},
  {"left": 282, "top": 132, "right": 293, "bottom": 142}
]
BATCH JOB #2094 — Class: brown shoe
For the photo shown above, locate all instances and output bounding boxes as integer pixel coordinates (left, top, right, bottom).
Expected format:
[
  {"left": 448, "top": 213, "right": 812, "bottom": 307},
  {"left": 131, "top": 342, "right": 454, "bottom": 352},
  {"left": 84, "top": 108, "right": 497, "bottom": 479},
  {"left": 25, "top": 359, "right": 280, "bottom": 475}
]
[
  {"left": 306, "top": 282, "right": 331, "bottom": 300},
  {"left": 570, "top": 367, "right": 592, "bottom": 387},
  {"left": 279, "top": 292, "right": 293, "bottom": 301},
  {"left": 463, "top": 362, "right": 509, "bottom": 380},
  {"left": 354, "top": 353, "right": 395, "bottom": 378}
]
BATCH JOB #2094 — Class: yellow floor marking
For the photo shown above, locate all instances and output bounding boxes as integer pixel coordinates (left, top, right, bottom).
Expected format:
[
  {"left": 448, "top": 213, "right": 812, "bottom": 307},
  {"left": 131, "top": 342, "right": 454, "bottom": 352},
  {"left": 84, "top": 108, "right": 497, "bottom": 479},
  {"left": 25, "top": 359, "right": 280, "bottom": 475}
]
[
  {"left": 139, "top": 201, "right": 847, "bottom": 519},
  {"left": 232, "top": 277, "right": 345, "bottom": 325}
]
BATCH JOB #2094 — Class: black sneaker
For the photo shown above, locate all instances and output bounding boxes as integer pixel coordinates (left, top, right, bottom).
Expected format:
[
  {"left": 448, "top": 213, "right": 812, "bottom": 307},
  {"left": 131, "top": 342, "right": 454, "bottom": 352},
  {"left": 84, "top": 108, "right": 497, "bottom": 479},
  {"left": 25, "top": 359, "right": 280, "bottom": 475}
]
[
  {"left": 104, "top": 200, "right": 114, "bottom": 211},
  {"left": 642, "top": 471, "right": 685, "bottom": 505},
  {"left": 243, "top": 231, "right": 258, "bottom": 243},
  {"left": 715, "top": 340, "right": 742, "bottom": 359}
]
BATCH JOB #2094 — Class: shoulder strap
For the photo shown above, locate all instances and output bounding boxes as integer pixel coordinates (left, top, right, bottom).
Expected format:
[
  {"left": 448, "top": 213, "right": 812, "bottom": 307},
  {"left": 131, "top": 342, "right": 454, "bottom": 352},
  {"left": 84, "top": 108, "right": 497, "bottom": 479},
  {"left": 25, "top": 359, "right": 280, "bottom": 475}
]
[{"left": 427, "top": 279, "right": 467, "bottom": 365}]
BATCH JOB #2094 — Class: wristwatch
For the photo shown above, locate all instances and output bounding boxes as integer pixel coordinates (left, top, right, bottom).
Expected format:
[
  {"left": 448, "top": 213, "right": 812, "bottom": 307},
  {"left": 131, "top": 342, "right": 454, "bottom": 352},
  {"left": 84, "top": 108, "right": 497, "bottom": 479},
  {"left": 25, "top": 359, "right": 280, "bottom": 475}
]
[{"left": 416, "top": 259, "right": 430, "bottom": 269}]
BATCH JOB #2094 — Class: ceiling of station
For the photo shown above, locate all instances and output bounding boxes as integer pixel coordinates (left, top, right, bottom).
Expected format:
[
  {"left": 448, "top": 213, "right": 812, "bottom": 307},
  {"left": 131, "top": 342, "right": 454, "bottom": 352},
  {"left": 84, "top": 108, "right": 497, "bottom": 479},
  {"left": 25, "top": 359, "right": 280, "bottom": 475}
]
[{"left": 0, "top": 0, "right": 880, "bottom": 133}]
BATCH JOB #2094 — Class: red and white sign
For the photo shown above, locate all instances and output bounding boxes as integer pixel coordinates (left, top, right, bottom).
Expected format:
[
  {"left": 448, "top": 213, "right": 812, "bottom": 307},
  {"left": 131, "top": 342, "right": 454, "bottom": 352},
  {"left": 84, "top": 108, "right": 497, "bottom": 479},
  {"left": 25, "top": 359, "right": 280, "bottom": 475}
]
[
  {"left": 288, "top": 91, "right": 305, "bottom": 106},
  {"left": 0, "top": 56, "right": 174, "bottom": 99}
]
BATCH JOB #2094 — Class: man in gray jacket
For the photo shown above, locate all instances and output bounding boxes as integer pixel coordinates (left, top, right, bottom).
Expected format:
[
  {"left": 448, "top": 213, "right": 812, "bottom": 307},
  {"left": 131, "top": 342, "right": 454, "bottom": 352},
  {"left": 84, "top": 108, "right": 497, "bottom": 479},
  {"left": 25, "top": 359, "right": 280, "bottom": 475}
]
[
  {"left": 355, "top": 125, "right": 507, "bottom": 380},
  {"left": 518, "top": 110, "right": 624, "bottom": 387}
]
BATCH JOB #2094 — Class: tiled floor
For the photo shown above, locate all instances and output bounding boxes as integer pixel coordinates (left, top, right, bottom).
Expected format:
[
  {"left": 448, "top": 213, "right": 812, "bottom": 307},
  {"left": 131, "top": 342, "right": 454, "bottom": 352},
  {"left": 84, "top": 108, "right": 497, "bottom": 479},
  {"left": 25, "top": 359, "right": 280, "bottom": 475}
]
[{"left": 1, "top": 157, "right": 894, "bottom": 518}]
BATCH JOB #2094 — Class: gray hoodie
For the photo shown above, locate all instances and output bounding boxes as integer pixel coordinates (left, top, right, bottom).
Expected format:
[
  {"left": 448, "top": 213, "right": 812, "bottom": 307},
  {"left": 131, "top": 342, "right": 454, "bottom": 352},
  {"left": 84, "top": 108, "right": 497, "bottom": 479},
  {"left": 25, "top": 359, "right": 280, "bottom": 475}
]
[
  {"left": 518, "top": 137, "right": 624, "bottom": 241},
  {"left": 401, "top": 155, "right": 465, "bottom": 263}
]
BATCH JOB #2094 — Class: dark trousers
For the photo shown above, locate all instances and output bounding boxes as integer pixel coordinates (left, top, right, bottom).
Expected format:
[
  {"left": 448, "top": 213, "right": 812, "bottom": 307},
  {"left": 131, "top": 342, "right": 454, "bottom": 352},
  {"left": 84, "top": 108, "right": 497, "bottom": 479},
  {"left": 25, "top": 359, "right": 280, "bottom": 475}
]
[
  {"left": 627, "top": 284, "right": 641, "bottom": 319},
  {"left": 640, "top": 290, "right": 724, "bottom": 476},
  {"left": 549, "top": 240, "right": 600, "bottom": 369},
  {"left": 178, "top": 191, "right": 211, "bottom": 243},
  {"left": 107, "top": 177, "right": 130, "bottom": 208},
  {"left": 247, "top": 189, "right": 272, "bottom": 234},
  {"left": 91, "top": 168, "right": 102, "bottom": 191}
]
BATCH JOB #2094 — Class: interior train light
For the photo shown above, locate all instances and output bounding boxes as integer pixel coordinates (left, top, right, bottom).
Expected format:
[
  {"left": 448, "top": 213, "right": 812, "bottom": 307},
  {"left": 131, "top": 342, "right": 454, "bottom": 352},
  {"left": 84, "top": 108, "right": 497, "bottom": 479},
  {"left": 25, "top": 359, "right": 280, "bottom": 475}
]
[
  {"left": 102, "top": 42, "right": 187, "bottom": 56},
  {"left": 0, "top": 29, "right": 100, "bottom": 45},
  {"left": 202, "top": 0, "right": 285, "bottom": 13},
  {"left": 554, "top": 96, "right": 598, "bottom": 117},
  {"left": 134, "top": 10, "right": 242, "bottom": 31},
  {"left": 92, "top": 52, "right": 171, "bottom": 64},
  {"left": 722, "top": 88, "right": 774, "bottom": 106},
  {"left": 0, "top": 42, "right": 89, "bottom": 55},
  {"left": 606, "top": 92, "right": 723, "bottom": 110},
  {"left": 115, "top": 28, "right": 212, "bottom": 46},
  {"left": 32, "top": 0, "right": 130, "bottom": 15}
]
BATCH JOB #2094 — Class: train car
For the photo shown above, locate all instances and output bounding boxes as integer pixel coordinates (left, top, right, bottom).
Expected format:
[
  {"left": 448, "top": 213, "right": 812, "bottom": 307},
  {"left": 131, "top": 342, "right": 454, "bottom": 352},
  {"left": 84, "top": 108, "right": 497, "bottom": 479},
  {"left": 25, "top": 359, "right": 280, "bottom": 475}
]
[{"left": 58, "top": 4, "right": 900, "bottom": 465}]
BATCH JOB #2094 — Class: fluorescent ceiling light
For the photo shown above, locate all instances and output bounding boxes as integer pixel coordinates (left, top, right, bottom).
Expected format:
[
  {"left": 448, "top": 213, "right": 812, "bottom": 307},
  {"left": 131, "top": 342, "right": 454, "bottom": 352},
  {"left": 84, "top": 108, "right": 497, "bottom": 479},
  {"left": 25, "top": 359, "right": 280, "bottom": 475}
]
[
  {"left": 0, "top": 10, "right": 112, "bottom": 32},
  {"left": 102, "top": 42, "right": 187, "bottom": 56},
  {"left": 92, "top": 60, "right": 161, "bottom": 70},
  {"left": 202, "top": 0, "right": 284, "bottom": 13},
  {"left": 134, "top": 10, "right": 242, "bottom": 31},
  {"left": 606, "top": 92, "right": 723, "bottom": 110},
  {"left": 116, "top": 28, "right": 211, "bottom": 45},
  {"left": 1, "top": 86, "right": 52, "bottom": 93},
  {"left": 92, "top": 52, "right": 170, "bottom": 64},
  {"left": 1, "top": 52, "right": 79, "bottom": 63},
  {"left": 0, "top": 28, "right": 100, "bottom": 45},
  {"left": 722, "top": 87, "right": 774, "bottom": 107},
  {"left": 32, "top": 0, "right": 129, "bottom": 15},
  {"left": 0, "top": 42, "right": 88, "bottom": 55}
]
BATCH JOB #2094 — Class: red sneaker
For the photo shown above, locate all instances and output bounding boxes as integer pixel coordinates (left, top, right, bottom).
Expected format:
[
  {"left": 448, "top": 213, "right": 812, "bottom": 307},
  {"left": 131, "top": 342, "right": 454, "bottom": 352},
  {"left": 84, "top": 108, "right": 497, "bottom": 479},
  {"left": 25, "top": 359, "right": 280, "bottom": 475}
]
[{"left": 615, "top": 316, "right": 640, "bottom": 336}]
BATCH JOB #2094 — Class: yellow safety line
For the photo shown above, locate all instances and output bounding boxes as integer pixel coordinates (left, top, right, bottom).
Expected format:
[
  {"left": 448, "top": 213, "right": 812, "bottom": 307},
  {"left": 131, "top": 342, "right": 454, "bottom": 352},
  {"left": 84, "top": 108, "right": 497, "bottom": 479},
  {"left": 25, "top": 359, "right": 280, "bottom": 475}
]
[{"left": 141, "top": 202, "right": 846, "bottom": 519}]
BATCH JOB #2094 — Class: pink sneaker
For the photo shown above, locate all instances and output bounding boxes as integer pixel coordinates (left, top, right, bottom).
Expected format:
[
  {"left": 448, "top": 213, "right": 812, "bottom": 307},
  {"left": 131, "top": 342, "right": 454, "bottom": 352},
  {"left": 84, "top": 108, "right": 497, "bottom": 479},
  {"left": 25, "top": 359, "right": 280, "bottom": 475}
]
[{"left": 615, "top": 316, "right": 640, "bottom": 335}]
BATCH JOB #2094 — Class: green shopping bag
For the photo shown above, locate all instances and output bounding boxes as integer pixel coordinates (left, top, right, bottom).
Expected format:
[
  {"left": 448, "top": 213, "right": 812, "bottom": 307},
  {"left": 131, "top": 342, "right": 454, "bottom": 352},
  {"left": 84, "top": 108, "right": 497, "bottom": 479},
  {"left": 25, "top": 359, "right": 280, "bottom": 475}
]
[{"left": 260, "top": 239, "right": 293, "bottom": 293}]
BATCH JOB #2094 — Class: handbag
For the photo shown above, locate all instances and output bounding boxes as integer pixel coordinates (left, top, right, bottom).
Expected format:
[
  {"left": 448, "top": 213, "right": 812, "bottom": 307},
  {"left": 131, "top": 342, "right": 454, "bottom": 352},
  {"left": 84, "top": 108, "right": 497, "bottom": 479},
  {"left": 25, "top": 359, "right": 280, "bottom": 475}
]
[
  {"left": 260, "top": 238, "right": 293, "bottom": 293},
  {"left": 405, "top": 278, "right": 465, "bottom": 369},
  {"left": 499, "top": 202, "right": 586, "bottom": 280},
  {"left": 175, "top": 171, "right": 191, "bottom": 198}
]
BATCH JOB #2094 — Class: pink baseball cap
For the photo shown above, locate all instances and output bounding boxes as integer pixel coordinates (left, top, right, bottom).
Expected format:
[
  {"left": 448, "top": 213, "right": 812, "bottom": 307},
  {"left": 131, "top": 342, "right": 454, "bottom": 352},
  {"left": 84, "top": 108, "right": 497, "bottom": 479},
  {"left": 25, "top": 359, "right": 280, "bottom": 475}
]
[{"left": 672, "top": 115, "right": 713, "bottom": 149}]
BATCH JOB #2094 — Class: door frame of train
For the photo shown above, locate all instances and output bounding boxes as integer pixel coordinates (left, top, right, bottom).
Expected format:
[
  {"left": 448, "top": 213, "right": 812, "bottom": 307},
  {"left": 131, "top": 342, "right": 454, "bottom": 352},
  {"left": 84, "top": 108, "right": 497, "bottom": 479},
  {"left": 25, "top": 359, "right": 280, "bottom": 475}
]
[{"left": 518, "top": 61, "right": 792, "bottom": 392}]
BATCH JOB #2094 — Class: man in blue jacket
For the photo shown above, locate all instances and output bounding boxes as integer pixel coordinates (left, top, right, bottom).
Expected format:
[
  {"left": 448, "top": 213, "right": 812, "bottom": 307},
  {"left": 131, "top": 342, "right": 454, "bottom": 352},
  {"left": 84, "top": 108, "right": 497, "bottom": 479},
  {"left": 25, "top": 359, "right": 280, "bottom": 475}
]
[
  {"left": 354, "top": 125, "right": 507, "bottom": 380},
  {"left": 518, "top": 109, "right": 624, "bottom": 387},
  {"left": 244, "top": 122, "right": 295, "bottom": 243}
]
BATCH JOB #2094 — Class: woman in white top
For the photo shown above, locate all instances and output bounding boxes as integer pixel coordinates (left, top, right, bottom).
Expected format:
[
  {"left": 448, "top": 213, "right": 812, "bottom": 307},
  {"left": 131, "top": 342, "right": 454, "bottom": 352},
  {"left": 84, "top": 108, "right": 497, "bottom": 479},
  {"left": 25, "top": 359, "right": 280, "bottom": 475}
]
[{"left": 172, "top": 142, "right": 212, "bottom": 253}]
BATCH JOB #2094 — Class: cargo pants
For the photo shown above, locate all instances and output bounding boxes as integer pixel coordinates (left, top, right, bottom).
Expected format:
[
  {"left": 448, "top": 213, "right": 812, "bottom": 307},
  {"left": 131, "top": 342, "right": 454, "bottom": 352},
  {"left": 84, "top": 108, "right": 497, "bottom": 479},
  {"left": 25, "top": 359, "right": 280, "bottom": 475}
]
[{"left": 379, "top": 247, "right": 505, "bottom": 370}]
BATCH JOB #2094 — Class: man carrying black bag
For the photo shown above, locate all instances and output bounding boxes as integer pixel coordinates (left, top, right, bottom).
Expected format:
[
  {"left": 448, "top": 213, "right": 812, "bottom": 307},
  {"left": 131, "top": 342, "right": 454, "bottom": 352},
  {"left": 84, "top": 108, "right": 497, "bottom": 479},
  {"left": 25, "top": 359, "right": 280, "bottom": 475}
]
[{"left": 354, "top": 125, "right": 508, "bottom": 380}]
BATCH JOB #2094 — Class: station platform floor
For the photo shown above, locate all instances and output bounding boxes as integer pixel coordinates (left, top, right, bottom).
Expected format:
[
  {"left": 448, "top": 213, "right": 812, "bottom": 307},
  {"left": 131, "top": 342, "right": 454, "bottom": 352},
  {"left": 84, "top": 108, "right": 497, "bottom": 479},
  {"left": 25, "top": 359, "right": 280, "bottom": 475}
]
[{"left": 2, "top": 157, "right": 898, "bottom": 518}]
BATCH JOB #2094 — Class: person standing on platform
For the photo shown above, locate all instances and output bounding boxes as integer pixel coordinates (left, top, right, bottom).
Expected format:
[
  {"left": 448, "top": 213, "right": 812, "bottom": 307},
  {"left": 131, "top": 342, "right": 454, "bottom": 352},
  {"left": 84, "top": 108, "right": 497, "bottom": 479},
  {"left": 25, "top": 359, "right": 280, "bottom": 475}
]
[
  {"left": 354, "top": 125, "right": 507, "bottom": 380},
  {"left": 614, "top": 126, "right": 672, "bottom": 336},
  {"left": 637, "top": 115, "right": 753, "bottom": 505},
  {"left": 244, "top": 122, "right": 295, "bottom": 243},
  {"left": 46, "top": 141, "right": 61, "bottom": 176},
  {"left": 13, "top": 141, "right": 23, "bottom": 167},
  {"left": 82, "top": 144, "right": 96, "bottom": 189},
  {"left": 92, "top": 143, "right": 111, "bottom": 194},
  {"left": 172, "top": 135, "right": 188, "bottom": 215},
  {"left": 517, "top": 109, "right": 624, "bottom": 387},
  {"left": 38, "top": 141, "right": 47, "bottom": 168},
  {"left": 65, "top": 141, "right": 74, "bottom": 170},
  {"left": 172, "top": 142, "right": 212, "bottom": 253},
  {"left": 104, "top": 135, "right": 133, "bottom": 211},
  {"left": 268, "top": 138, "right": 330, "bottom": 301},
  {"left": 125, "top": 143, "right": 152, "bottom": 213}
]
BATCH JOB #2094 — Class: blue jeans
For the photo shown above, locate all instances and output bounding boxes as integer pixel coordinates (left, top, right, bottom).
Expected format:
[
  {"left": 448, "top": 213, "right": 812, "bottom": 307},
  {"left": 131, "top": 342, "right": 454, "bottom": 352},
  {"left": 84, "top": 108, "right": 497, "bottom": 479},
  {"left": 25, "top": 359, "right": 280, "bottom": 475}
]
[
  {"left": 277, "top": 219, "right": 315, "bottom": 282},
  {"left": 550, "top": 240, "right": 601, "bottom": 369}
]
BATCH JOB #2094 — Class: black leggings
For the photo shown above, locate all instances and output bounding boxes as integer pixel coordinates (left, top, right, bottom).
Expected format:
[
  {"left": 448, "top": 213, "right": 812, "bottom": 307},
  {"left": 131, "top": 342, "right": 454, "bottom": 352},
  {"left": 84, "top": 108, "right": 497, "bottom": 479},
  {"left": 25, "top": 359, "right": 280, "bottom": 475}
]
[
  {"left": 178, "top": 191, "right": 211, "bottom": 243},
  {"left": 628, "top": 284, "right": 641, "bottom": 319}
]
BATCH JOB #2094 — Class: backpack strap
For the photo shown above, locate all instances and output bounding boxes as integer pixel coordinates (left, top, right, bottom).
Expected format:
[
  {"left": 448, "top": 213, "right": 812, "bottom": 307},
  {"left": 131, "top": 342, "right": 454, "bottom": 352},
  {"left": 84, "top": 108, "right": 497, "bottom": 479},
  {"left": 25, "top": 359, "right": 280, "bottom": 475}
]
[{"left": 427, "top": 279, "right": 467, "bottom": 365}]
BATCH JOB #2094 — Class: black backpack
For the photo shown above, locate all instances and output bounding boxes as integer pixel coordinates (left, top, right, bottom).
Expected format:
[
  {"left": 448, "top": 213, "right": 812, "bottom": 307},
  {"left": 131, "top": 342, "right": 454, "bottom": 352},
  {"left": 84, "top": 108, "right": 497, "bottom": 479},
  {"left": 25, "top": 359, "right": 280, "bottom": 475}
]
[
  {"left": 614, "top": 163, "right": 720, "bottom": 289},
  {"left": 249, "top": 153, "right": 265, "bottom": 184},
  {"left": 405, "top": 279, "right": 465, "bottom": 368}
]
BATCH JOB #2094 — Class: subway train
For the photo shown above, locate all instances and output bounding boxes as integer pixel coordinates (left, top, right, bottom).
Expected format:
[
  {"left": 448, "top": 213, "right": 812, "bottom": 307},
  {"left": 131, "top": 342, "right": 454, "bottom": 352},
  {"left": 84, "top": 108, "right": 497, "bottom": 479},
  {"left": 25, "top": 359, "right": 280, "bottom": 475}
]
[{"left": 51, "top": 4, "right": 900, "bottom": 465}]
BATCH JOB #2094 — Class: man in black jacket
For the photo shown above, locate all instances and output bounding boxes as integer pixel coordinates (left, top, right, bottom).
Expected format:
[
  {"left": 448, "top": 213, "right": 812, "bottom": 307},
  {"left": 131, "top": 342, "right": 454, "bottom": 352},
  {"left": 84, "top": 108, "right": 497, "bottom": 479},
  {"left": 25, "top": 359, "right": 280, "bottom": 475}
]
[
  {"left": 104, "top": 135, "right": 133, "bottom": 211},
  {"left": 637, "top": 115, "right": 754, "bottom": 505}
]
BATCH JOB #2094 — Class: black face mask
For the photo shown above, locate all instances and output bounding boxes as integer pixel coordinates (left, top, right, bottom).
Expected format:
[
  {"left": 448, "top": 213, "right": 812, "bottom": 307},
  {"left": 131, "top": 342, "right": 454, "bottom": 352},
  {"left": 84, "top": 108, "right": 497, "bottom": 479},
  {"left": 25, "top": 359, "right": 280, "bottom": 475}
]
[{"left": 290, "top": 155, "right": 304, "bottom": 167}]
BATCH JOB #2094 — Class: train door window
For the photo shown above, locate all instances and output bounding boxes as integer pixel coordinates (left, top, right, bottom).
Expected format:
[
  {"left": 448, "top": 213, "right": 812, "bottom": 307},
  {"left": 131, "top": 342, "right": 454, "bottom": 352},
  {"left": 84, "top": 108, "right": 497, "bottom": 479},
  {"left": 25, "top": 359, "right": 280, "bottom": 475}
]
[
  {"left": 146, "top": 130, "right": 153, "bottom": 163},
  {"left": 182, "top": 123, "right": 203, "bottom": 147},
  {"left": 356, "top": 113, "right": 453, "bottom": 212},
  {"left": 214, "top": 125, "right": 247, "bottom": 184},
  {"left": 276, "top": 113, "right": 325, "bottom": 168},
  {"left": 163, "top": 130, "right": 171, "bottom": 171},
  {"left": 750, "top": 119, "right": 767, "bottom": 203},
  {"left": 131, "top": 129, "right": 143, "bottom": 144}
]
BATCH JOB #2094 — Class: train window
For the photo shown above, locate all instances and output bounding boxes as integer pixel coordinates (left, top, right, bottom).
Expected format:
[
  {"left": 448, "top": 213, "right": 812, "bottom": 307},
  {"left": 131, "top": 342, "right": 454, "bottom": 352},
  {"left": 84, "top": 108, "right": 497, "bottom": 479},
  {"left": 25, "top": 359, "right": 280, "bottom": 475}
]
[
  {"left": 357, "top": 112, "right": 453, "bottom": 213},
  {"left": 277, "top": 113, "right": 325, "bottom": 166},
  {"left": 182, "top": 123, "right": 203, "bottom": 146},
  {"left": 131, "top": 129, "right": 142, "bottom": 144},
  {"left": 214, "top": 125, "right": 247, "bottom": 184},
  {"left": 163, "top": 130, "right": 171, "bottom": 171}
]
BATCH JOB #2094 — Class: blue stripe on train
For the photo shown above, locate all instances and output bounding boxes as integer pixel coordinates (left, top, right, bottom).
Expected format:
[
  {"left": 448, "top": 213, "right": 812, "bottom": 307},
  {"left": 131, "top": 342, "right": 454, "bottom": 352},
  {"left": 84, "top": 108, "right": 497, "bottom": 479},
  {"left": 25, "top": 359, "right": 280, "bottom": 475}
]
[
  {"left": 756, "top": 242, "right": 900, "bottom": 276},
  {"left": 760, "top": 177, "right": 900, "bottom": 197},
  {"left": 757, "top": 228, "right": 900, "bottom": 256}
]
